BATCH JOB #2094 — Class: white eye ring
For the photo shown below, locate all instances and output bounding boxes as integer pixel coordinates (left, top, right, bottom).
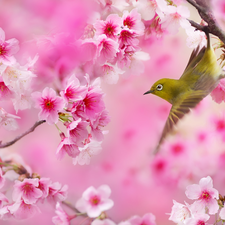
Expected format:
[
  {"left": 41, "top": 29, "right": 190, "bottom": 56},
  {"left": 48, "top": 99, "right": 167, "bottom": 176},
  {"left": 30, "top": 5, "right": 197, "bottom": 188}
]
[{"left": 156, "top": 84, "right": 163, "bottom": 91}]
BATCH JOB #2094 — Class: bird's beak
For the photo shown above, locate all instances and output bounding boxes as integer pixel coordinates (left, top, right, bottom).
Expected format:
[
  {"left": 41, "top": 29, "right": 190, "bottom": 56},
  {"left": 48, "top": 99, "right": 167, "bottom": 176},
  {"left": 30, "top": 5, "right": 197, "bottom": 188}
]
[{"left": 143, "top": 90, "right": 153, "bottom": 95}]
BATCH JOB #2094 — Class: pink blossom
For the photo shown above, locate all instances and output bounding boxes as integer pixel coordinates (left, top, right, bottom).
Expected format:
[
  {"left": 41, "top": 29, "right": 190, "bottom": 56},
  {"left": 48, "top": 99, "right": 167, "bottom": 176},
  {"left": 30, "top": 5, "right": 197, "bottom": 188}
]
[
  {"left": 137, "top": 0, "right": 167, "bottom": 21},
  {"left": 73, "top": 140, "right": 102, "bottom": 165},
  {"left": 90, "top": 110, "right": 110, "bottom": 141},
  {"left": 186, "top": 27, "right": 207, "bottom": 49},
  {"left": 72, "top": 87, "right": 105, "bottom": 120},
  {"left": 0, "top": 107, "right": 20, "bottom": 131},
  {"left": 92, "top": 219, "right": 116, "bottom": 225},
  {"left": 96, "top": 34, "right": 119, "bottom": 64},
  {"left": 219, "top": 207, "right": 225, "bottom": 220},
  {"left": 67, "top": 118, "right": 89, "bottom": 146},
  {"left": 122, "top": 9, "right": 145, "bottom": 35},
  {"left": 2, "top": 64, "right": 36, "bottom": 95},
  {"left": 169, "top": 200, "right": 191, "bottom": 224},
  {"left": 56, "top": 133, "right": 80, "bottom": 160},
  {"left": 75, "top": 185, "right": 114, "bottom": 218},
  {"left": 161, "top": 5, "right": 190, "bottom": 34},
  {"left": 101, "top": 63, "right": 124, "bottom": 84},
  {"left": 47, "top": 182, "right": 68, "bottom": 204},
  {"left": 52, "top": 202, "right": 71, "bottom": 225},
  {"left": 0, "top": 81, "right": 12, "bottom": 99},
  {"left": 185, "top": 176, "right": 219, "bottom": 214},
  {"left": 8, "top": 200, "right": 40, "bottom": 220},
  {"left": 32, "top": 87, "right": 65, "bottom": 125},
  {"left": 38, "top": 177, "right": 51, "bottom": 199},
  {"left": 185, "top": 213, "right": 210, "bottom": 225},
  {"left": 95, "top": 14, "right": 123, "bottom": 39},
  {"left": 211, "top": 79, "right": 225, "bottom": 104},
  {"left": 0, "top": 193, "right": 8, "bottom": 208},
  {"left": 118, "top": 28, "right": 139, "bottom": 48},
  {"left": 0, "top": 27, "right": 19, "bottom": 65},
  {"left": 60, "top": 74, "right": 88, "bottom": 102},
  {"left": 12, "top": 178, "right": 43, "bottom": 204},
  {"left": 128, "top": 213, "right": 157, "bottom": 225}
]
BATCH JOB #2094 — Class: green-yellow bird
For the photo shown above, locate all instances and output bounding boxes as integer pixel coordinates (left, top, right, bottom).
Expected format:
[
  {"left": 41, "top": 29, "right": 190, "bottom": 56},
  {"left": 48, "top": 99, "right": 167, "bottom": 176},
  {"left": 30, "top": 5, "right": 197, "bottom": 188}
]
[{"left": 144, "top": 30, "right": 224, "bottom": 154}]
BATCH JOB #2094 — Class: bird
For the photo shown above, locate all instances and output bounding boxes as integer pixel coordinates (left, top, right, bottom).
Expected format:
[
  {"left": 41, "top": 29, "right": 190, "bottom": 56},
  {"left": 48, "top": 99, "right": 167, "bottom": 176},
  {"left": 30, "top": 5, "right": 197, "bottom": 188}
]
[{"left": 144, "top": 29, "right": 224, "bottom": 154}]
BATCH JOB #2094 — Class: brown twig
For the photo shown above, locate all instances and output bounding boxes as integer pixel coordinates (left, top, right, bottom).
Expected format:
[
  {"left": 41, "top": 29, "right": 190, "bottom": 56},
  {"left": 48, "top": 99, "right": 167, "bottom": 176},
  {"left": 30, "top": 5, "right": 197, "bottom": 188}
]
[
  {"left": 0, "top": 120, "right": 46, "bottom": 148},
  {"left": 186, "top": 0, "right": 225, "bottom": 44}
]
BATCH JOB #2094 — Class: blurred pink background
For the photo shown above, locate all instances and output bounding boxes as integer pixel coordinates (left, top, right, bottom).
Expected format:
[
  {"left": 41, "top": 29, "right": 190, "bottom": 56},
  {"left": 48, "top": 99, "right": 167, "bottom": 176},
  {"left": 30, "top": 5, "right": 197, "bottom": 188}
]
[{"left": 1, "top": 0, "right": 225, "bottom": 224}]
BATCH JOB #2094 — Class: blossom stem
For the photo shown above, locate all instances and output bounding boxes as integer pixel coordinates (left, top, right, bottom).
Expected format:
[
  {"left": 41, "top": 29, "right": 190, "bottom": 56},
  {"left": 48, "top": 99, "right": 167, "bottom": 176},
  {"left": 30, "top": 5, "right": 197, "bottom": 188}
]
[
  {"left": 62, "top": 200, "right": 85, "bottom": 215},
  {"left": 0, "top": 120, "right": 46, "bottom": 148}
]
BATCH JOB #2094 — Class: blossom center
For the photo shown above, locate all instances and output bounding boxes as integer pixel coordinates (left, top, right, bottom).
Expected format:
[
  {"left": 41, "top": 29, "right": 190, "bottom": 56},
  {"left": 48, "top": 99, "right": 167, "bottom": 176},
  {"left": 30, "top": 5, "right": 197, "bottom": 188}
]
[
  {"left": 173, "top": 12, "right": 181, "bottom": 20},
  {"left": 172, "top": 143, "right": 184, "bottom": 154},
  {"left": 104, "top": 22, "right": 116, "bottom": 37},
  {"left": 0, "top": 44, "right": 7, "bottom": 56},
  {"left": 23, "top": 183, "right": 33, "bottom": 194},
  {"left": 216, "top": 120, "right": 225, "bottom": 131},
  {"left": 197, "top": 220, "right": 205, "bottom": 225},
  {"left": 200, "top": 190, "right": 211, "bottom": 202},
  {"left": 42, "top": 98, "right": 55, "bottom": 111},
  {"left": 89, "top": 195, "right": 100, "bottom": 205},
  {"left": 123, "top": 16, "right": 135, "bottom": 29}
]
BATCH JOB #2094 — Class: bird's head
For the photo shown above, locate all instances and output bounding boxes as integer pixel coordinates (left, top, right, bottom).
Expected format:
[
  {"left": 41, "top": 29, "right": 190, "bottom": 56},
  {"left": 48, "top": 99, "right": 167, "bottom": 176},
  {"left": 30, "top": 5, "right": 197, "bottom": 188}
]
[{"left": 144, "top": 78, "right": 179, "bottom": 104}]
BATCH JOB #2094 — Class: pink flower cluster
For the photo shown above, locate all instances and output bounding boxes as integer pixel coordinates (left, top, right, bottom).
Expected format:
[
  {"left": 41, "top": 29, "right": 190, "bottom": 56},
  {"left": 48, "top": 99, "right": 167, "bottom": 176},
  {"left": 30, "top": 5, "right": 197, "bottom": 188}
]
[
  {"left": 32, "top": 74, "right": 110, "bottom": 165},
  {"left": 0, "top": 155, "right": 68, "bottom": 221},
  {"left": 169, "top": 176, "right": 224, "bottom": 225},
  {"left": 0, "top": 28, "right": 37, "bottom": 115},
  {"left": 80, "top": 7, "right": 149, "bottom": 82}
]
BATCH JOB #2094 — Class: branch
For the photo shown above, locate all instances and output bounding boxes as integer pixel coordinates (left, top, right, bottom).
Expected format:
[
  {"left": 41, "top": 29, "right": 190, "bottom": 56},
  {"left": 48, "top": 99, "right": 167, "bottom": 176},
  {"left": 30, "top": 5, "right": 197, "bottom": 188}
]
[
  {"left": 186, "top": 0, "right": 225, "bottom": 44},
  {"left": 0, "top": 120, "right": 46, "bottom": 148}
]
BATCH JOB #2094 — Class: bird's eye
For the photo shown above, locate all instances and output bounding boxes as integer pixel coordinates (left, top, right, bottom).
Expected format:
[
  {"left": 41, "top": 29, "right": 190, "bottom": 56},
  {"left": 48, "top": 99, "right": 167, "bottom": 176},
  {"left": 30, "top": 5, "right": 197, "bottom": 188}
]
[{"left": 156, "top": 84, "right": 163, "bottom": 91}]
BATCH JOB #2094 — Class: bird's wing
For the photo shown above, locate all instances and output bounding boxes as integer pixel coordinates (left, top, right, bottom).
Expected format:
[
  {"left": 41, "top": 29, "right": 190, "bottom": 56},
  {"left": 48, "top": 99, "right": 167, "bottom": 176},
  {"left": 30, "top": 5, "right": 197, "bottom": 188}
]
[
  {"left": 154, "top": 90, "right": 208, "bottom": 154},
  {"left": 181, "top": 45, "right": 206, "bottom": 79}
]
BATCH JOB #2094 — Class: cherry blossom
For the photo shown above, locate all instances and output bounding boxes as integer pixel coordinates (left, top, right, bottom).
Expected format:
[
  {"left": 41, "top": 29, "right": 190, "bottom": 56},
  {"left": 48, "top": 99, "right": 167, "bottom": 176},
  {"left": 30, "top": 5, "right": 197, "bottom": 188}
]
[
  {"left": 136, "top": 0, "right": 167, "bottom": 21},
  {"left": 101, "top": 62, "right": 125, "bottom": 84},
  {"left": 0, "top": 27, "right": 19, "bottom": 65},
  {"left": 47, "top": 182, "right": 68, "bottom": 204},
  {"left": 96, "top": 34, "right": 119, "bottom": 64},
  {"left": 67, "top": 118, "right": 89, "bottom": 146},
  {"left": 0, "top": 80, "right": 12, "bottom": 99},
  {"left": 186, "top": 27, "right": 207, "bottom": 49},
  {"left": 32, "top": 87, "right": 65, "bottom": 125},
  {"left": 0, "top": 193, "right": 8, "bottom": 209},
  {"left": 52, "top": 202, "right": 72, "bottom": 225},
  {"left": 60, "top": 74, "right": 88, "bottom": 103},
  {"left": 0, "top": 107, "right": 20, "bottom": 130},
  {"left": 73, "top": 140, "right": 102, "bottom": 165},
  {"left": 56, "top": 132, "right": 80, "bottom": 160},
  {"left": 219, "top": 207, "right": 225, "bottom": 220},
  {"left": 75, "top": 185, "right": 114, "bottom": 218},
  {"left": 185, "top": 176, "right": 219, "bottom": 215},
  {"left": 169, "top": 200, "right": 191, "bottom": 224},
  {"left": 185, "top": 213, "right": 210, "bottom": 225},
  {"left": 8, "top": 200, "right": 40, "bottom": 220},
  {"left": 122, "top": 9, "right": 145, "bottom": 35},
  {"left": 37, "top": 178, "right": 51, "bottom": 200},
  {"left": 128, "top": 213, "right": 157, "bottom": 225},
  {"left": 161, "top": 5, "right": 190, "bottom": 34},
  {"left": 12, "top": 178, "right": 43, "bottom": 204},
  {"left": 95, "top": 14, "right": 123, "bottom": 39}
]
